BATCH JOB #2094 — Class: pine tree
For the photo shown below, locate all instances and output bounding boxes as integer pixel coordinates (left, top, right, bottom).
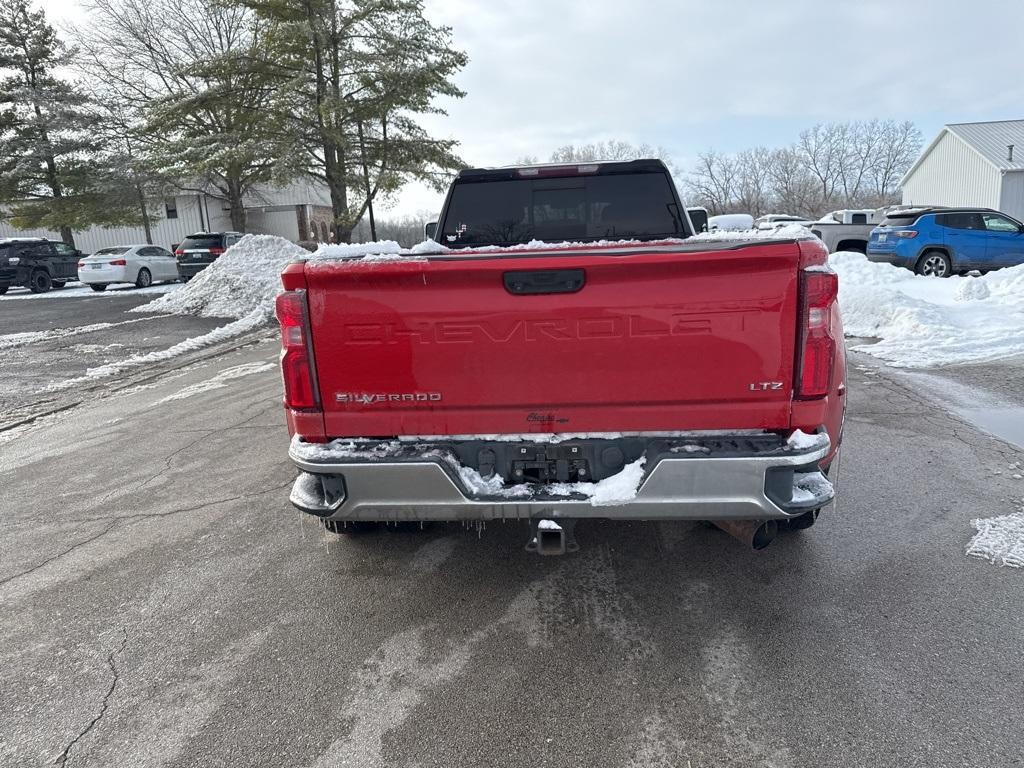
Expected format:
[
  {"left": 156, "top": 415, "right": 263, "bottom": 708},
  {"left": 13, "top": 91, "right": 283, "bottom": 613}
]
[
  {"left": 239, "top": 0, "right": 467, "bottom": 242},
  {"left": 0, "top": 0, "right": 142, "bottom": 246}
]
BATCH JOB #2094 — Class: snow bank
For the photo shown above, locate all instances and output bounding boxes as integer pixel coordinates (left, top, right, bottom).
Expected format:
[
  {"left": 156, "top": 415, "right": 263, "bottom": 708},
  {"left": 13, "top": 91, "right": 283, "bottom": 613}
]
[
  {"left": 831, "top": 251, "right": 1024, "bottom": 367},
  {"left": 138, "top": 234, "right": 307, "bottom": 321},
  {"left": 967, "top": 510, "right": 1024, "bottom": 568}
]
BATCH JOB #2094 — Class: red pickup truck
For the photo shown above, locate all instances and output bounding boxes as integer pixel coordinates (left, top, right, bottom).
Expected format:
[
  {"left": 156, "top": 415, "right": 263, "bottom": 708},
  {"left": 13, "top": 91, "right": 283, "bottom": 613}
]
[{"left": 278, "top": 160, "right": 845, "bottom": 554}]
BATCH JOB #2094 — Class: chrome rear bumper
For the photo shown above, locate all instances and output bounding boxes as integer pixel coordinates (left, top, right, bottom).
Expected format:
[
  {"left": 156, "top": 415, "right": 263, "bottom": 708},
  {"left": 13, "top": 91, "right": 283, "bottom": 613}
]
[{"left": 288, "top": 433, "right": 834, "bottom": 523}]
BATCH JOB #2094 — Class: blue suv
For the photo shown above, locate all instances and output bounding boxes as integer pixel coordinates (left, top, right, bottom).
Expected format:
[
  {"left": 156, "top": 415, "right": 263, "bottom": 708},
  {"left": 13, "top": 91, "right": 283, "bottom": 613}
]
[{"left": 867, "top": 207, "right": 1024, "bottom": 277}]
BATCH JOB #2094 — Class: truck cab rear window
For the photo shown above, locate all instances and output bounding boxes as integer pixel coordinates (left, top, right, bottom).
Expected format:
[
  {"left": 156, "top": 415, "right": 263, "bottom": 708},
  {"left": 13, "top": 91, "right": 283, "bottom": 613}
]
[{"left": 440, "top": 173, "right": 685, "bottom": 247}]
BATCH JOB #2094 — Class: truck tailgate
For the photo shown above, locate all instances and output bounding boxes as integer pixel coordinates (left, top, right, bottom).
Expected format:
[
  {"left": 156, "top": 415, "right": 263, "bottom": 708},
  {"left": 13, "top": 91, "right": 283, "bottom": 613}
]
[{"left": 304, "top": 242, "right": 801, "bottom": 436}]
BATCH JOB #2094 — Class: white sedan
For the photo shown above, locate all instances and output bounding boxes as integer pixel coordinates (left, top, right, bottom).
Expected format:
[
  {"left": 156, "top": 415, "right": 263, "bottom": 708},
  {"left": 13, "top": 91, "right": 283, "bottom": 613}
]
[{"left": 77, "top": 245, "right": 180, "bottom": 291}]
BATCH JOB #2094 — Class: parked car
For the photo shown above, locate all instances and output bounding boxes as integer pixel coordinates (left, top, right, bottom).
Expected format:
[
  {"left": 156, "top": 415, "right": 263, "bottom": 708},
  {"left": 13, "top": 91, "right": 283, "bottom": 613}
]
[
  {"left": 281, "top": 159, "right": 844, "bottom": 554},
  {"left": 707, "top": 213, "right": 754, "bottom": 231},
  {"left": 77, "top": 245, "right": 180, "bottom": 291},
  {"left": 811, "top": 209, "right": 884, "bottom": 253},
  {"left": 867, "top": 206, "right": 1024, "bottom": 277},
  {"left": 0, "top": 237, "right": 81, "bottom": 294},
  {"left": 174, "top": 232, "right": 243, "bottom": 281}
]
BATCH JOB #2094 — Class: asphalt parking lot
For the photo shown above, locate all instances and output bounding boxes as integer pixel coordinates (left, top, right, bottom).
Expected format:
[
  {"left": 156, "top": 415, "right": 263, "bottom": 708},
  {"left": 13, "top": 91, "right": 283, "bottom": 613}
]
[
  {"left": 0, "top": 284, "right": 228, "bottom": 422},
  {"left": 1, "top": 303, "right": 1022, "bottom": 767}
]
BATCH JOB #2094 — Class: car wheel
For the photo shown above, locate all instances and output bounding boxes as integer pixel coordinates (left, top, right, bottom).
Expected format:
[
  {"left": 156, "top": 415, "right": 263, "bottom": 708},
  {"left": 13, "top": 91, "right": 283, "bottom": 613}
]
[
  {"left": 915, "top": 250, "right": 952, "bottom": 277},
  {"left": 135, "top": 268, "right": 152, "bottom": 289},
  {"left": 90, "top": 284, "right": 107, "bottom": 292},
  {"left": 0, "top": 285, "right": 8, "bottom": 295},
  {"left": 29, "top": 270, "right": 52, "bottom": 293},
  {"left": 180, "top": 275, "right": 191, "bottom": 283},
  {"left": 52, "top": 280, "right": 66, "bottom": 288}
]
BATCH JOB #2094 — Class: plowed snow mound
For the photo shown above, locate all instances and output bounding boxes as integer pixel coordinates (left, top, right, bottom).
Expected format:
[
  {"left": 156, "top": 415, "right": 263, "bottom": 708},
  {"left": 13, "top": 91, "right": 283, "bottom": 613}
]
[
  {"left": 138, "top": 234, "right": 307, "bottom": 320},
  {"left": 831, "top": 251, "right": 1024, "bottom": 367}
]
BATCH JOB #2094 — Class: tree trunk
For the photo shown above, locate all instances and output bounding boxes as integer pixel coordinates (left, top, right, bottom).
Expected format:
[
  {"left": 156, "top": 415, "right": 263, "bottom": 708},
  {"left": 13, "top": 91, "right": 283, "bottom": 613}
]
[
  {"left": 34, "top": 100, "right": 76, "bottom": 249},
  {"left": 136, "top": 183, "right": 153, "bottom": 244},
  {"left": 357, "top": 122, "right": 376, "bottom": 241},
  {"left": 226, "top": 176, "right": 246, "bottom": 232}
]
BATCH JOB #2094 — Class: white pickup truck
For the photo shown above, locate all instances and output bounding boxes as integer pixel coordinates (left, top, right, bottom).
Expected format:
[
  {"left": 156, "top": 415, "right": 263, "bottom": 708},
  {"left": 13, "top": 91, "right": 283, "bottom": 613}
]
[{"left": 810, "top": 209, "right": 885, "bottom": 253}]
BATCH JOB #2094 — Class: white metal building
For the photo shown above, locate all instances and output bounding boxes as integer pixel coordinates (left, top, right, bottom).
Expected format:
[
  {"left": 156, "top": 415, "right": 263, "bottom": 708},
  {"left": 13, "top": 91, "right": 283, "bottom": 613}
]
[
  {"left": 0, "top": 181, "right": 335, "bottom": 253},
  {"left": 901, "top": 119, "right": 1024, "bottom": 220}
]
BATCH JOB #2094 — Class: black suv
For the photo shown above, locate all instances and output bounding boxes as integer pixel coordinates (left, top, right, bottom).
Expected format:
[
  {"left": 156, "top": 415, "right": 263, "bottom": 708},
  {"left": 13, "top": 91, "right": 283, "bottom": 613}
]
[
  {"left": 0, "top": 238, "right": 82, "bottom": 294},
  {"left": 174, "top": 232, "right": 243, "bottom": 281}
]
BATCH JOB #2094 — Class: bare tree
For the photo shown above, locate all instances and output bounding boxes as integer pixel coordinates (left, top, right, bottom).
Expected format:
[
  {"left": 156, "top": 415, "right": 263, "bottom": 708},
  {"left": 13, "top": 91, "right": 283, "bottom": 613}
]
[
  {"left": 546, "top": 141, "right": 678, "bottom": 174},
  {"left": 768, "top": 147, "right": 818, "bottom": 215},
  {"left": 798, "top": 123, "right": 845, "bottom": 208},
  {"left": 870, "top": 120, "right": 923, "bottom": 205},
  {"left": 685, "top": 151, "right": 737, "bottom": 215},
  {"left": 734, "top": 147, "right": 773, "bottom": 217},
  {"left": 685, "top": 120, "right": 924, "bottom": 217}
]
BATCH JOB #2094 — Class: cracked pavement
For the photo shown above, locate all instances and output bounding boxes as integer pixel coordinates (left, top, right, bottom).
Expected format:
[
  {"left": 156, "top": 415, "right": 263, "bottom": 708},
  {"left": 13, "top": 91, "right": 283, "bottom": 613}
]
[{"left": 1, "top": 342, "right": 1023, "bottom": 767}]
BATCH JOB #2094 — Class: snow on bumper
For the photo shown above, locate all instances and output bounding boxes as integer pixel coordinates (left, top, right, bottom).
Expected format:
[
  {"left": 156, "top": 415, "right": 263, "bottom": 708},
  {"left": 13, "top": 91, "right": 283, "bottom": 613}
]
[{"left": 287, "top": 432, "right": 834, "bottom": 522}]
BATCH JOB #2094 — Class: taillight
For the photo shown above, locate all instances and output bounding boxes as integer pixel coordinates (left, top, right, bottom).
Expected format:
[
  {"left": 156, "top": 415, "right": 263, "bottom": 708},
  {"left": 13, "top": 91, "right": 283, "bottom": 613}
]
[
  {"left": 77, "top": 261, "right": 85, "bottom": 268},
  {"left": 892, "top": 230, "right": 918, "bottom": 239},
  {"left": 174, "top": 249, "right": 184, "bottom": 257},
  {"left": 110, "top": 259, "right": 127, "bottom": 266},
  {"left": 795, "top": 269, "right": 839, "bottom": 399},
  {"left": 209, "top": 247, "right": 225, "bottom": 255},
  {"left": 275, "top": 290, "right": 319, "bottom": 410}
]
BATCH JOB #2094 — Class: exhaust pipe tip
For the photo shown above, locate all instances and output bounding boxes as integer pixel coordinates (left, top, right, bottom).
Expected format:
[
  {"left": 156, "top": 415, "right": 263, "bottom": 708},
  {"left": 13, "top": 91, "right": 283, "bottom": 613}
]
[{"left": 713, "top": 519, "right": 778, "bottom": 550}]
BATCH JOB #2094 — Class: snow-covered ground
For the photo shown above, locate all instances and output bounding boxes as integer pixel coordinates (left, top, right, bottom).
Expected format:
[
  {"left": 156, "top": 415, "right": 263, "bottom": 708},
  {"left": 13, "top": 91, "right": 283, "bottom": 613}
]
[
  {"left": 832, "top": 252, "right": 1024, "bottom": 368},
  {"left": 968, "top": 508, "right": 1024, "bottom": 568}
]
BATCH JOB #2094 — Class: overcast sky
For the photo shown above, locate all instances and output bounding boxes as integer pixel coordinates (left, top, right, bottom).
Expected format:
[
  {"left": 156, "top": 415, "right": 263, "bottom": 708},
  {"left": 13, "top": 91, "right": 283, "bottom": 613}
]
[{"left": 40, "top": 0, "right": 1024, "bottom": 217}]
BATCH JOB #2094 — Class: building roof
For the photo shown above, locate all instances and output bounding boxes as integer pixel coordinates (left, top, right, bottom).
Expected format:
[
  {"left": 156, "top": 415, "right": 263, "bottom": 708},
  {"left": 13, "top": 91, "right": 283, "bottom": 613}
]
[
  {"left": 947, "top": 120, "right": 1024, "bottom": 171},
  {"left": 902, "top": 119, "right": 1024, "bottom": 185}
]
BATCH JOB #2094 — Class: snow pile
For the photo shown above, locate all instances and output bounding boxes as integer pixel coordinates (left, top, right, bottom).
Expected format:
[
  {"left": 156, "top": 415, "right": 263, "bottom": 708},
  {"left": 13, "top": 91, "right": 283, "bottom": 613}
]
[
  {"left": 967, "top": 509, "right": 1024, "bottom": 568},
  {"left": 832, "top": 251, "right": 1024, "bottom": 367},
  {"left": 139, "top": 234, "right": 306, "bottom": 321}
]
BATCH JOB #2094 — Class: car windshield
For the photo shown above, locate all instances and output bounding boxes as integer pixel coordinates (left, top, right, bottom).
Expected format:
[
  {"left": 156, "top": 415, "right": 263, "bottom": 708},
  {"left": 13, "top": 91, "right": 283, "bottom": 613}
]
[
  {"left": 180, "top": 236, "right": 222, "bottom": 249},
  {"left": 439, "top": 172, "right": 685, "bottom": 247},
  {"left": 93, "top": 247, "right": 130, "bottom": 256}
]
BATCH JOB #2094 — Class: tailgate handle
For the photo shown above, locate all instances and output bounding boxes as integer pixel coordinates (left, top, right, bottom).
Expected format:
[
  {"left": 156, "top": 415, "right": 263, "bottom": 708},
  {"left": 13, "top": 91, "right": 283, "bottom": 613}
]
[{"left": 503, "top": 269, "right": 585, "bottom": 295}]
